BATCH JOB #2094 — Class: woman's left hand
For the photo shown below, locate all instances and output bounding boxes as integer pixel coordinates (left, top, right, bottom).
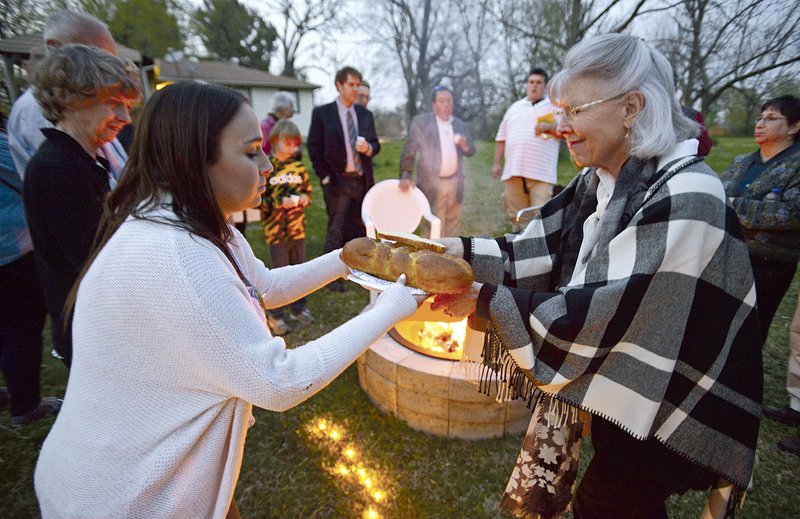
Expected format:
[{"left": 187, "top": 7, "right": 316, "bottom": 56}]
[{"left": 429, "top": 282, "right": 482, "bottom": 319}]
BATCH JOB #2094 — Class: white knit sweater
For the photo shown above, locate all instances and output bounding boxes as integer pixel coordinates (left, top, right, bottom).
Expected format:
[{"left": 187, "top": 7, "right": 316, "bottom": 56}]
[{"left": 34, "top": 207, "right": 418, "bottom": 518}]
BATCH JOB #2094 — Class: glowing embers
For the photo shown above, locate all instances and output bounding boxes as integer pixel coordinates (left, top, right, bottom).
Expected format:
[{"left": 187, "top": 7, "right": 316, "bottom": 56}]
[
  {"left": 306, "top": 418, "right": 390, "bottom": 519},
  {"left": 389, "top": 318, "right": 467, "bottom": 361}
]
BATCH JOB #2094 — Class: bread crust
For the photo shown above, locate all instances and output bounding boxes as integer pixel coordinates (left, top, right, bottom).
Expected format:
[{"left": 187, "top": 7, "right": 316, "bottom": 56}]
[
  {"left": 376, "top": 230, "right": 447, "bottom": 253},
  {"left": 341, "top": 237, "right": 473, "bottom": 294}
]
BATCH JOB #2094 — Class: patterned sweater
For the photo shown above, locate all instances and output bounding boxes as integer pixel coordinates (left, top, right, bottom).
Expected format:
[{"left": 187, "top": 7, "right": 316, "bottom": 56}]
[
  {"left": 466, "top": 143, "right": 762, "bottom": 490},
  {"left": 719, "top": 141, "right": 800, "bottom": 262},
  {"left": 260, "top": 156, "right": 312, "bottom": 245}
]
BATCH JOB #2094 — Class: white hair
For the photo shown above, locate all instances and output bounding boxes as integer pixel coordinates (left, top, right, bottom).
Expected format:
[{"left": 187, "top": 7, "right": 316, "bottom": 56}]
[
  {"left": 548, "top": 34, "right": 699, "bottom": 160},
  {"left": 43, "top": 10, "right": 113, "bottom": 49},
  {"left": 271, "top": 91, "right": 295, "bottom": 117}
]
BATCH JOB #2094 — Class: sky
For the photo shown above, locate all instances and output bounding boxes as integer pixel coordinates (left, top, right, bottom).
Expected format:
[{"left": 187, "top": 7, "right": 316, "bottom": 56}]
[{"left": 237, "top": 0, "right": 404, "bottom": 110}]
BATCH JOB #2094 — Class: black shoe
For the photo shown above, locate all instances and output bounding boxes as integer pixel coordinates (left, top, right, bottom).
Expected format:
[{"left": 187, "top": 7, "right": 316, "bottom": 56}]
[
  {"left": 777, "top": 437, "right": 800, "bottom": 457},
  {"left": 10, "top": 397, "right": 62, "bottom": 428},
  {"left": 327, "top": 279, "right": 346, "bottom": 292},
  {"left": 763, "top": 406, "right": 800, "bottom": 426}
]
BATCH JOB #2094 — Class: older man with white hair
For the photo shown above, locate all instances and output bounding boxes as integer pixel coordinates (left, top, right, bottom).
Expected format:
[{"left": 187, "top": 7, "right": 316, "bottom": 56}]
[{"left": 7, "top": 9, "right": 128, "bottom": 183}]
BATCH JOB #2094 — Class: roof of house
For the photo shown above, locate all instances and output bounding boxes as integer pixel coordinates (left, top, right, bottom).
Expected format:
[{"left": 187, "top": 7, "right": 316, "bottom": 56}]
[
  {"left": 155, "top": 58, "right": 318, "bottom": 90},
  {"left": 0, "top": 31, "right": 144, "bottom": 63}
]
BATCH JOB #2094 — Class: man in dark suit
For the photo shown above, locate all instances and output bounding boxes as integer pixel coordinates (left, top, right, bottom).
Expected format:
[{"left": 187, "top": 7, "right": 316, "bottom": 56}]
[
  {"left": 399, "top": 86, "right": 475, "bottom": 236},
  {"left": 308, "top": 66, "right": 380, "bottom": 291}
]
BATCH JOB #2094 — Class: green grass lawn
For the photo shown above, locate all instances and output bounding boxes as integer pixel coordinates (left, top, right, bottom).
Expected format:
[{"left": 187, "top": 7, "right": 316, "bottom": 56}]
[{"left": 2, "top": 136, "right": 798, "bottom": 518}]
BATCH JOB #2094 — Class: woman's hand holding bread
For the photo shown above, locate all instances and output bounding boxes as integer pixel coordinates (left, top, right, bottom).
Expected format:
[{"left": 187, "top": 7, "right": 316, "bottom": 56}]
[
  {"left": 430, "top": 282, "right": 482, "bottom": 319},
  {"left": 433, "top": 238, "right": 464, "bottom": 258}
]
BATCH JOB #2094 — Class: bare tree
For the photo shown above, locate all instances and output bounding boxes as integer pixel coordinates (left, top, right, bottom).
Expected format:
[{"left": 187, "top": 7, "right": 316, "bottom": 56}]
[
  {"left": 0, "top": 0, "right": 48, "bottom": 40},
  {"left": 368, "top": 0, "right": 456, "bottom": 125},
  {"left": 492, "top": 0, "right": 675, "bottom": 55},
  {"left": 491, "top": 0, "right": 678, "bottom": 100},
  {"left": 449, "top": 0, "right": 502, "bottom": 137},
  {"left": 493, "top": 0, "right": 564, "bottom": 99},
  {"left": 663, "top": 0, "right": 800, "bottom": 114},
  {"left": 270, "top": 0, "right": 342, "bottom": 78}
]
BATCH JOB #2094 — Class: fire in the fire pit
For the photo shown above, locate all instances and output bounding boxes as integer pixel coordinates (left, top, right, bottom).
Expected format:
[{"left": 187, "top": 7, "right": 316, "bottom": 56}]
[{"left": 389, "top": 319, "right": 467, "bottom": 361}]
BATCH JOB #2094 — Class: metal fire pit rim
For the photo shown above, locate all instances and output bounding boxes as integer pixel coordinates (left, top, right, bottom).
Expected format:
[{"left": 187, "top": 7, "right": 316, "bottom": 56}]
[{"left": 388, "top": 324, "right": 462, "bottom": 362}]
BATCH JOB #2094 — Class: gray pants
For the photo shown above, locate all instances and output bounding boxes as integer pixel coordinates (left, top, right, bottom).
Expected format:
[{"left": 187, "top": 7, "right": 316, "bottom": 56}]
[{"left": 268, "top": 239, "right": 306, "bottom": 318}]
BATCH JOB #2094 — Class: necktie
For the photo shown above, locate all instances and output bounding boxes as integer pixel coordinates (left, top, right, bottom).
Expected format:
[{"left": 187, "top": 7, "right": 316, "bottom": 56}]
[{"left": 346, "top": 109, "right": 362, "bottom": 175}]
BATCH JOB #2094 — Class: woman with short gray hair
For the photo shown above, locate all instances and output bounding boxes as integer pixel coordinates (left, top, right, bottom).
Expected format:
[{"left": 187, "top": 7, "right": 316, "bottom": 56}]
[
  {"left": 433, "top": 34, "right": 761, "bottom": 517},
  {"left": 23, "top": 44, "right": 140, "bottom": 367},
  {"left": 260, "top": 91, "right": 296, "bottom": 156}
]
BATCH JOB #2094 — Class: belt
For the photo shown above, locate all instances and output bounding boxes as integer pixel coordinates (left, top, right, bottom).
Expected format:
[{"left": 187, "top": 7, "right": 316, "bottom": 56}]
[{"left": 343, "top": 170, "right": 362, "bottom": 178}]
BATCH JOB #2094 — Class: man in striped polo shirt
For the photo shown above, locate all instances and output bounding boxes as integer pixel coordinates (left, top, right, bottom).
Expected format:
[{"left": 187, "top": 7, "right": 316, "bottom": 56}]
[{"left": 492, "top": 68, "right": 562, "bottom": 232}]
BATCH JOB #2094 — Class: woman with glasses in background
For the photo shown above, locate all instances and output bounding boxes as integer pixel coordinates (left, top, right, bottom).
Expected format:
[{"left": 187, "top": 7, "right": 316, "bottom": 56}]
[
  {"left": 720, "top": 95, "right": 800, "bottom": 345},
  {"left": 432, "top": 34, "right": 762, "bottom": 517},
  {"left": 720, "top": 95, "right": 800, "bottom": 457}
]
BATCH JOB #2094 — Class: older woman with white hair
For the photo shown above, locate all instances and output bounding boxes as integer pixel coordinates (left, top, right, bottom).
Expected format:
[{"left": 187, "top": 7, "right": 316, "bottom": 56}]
[
  {"left": 260, "top": 91, "right": 296, "bottom": 156},
  {"left": 433, "top": 34, "right": 762, "bottom": 517}
]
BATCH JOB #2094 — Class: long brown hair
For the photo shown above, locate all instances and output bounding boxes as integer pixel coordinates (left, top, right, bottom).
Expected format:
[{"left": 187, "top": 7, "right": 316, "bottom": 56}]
[{"left": 64, "top": 81, "right": 248, "bottom": 321}]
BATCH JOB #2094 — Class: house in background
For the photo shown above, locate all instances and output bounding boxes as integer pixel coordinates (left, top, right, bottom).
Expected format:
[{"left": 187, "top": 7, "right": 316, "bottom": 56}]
[
  {"left": 155, "top": 58, "right": 318, "bottom": 137},
  {"left": 0, "top": 31, "right": 150, "bottom": 105},
  {"left": 0, "top": 32, "right": 319, "bottom": 138}
]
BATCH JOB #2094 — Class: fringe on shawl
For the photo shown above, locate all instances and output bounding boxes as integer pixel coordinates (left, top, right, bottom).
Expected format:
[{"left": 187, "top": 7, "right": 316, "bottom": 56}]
[
  {"left": 459, "top": 321, "right": 540, "bottom": 409},
  {"left": 460, "top": 324, "right": 747, "bottom": 519}
]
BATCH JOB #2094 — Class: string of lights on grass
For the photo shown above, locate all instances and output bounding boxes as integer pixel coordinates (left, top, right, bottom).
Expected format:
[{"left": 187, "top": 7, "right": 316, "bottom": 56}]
[{"left": 305, "top": 417, "right": 390, "bottom": 518}]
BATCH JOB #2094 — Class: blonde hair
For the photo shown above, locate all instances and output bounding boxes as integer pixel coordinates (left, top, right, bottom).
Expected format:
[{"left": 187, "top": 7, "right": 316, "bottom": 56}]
[
  {"left": 269, "top": 119, "right": 302, "bottom": 147},
  {"left": 30, "top": 44, "right": 140, "bottom": 123}
]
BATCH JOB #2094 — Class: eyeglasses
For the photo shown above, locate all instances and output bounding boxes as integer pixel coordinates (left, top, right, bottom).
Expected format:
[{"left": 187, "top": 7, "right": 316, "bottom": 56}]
[
  {"left": 754, "top": 116, "right": 787, "bottom": 125},
  {"left": 553, "top": 93, "right": 628, "bottom": 123}
]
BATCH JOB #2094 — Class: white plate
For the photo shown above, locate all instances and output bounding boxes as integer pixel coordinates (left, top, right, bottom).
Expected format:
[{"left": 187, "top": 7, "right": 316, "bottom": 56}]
[{"left": 346, "top": 268, "right": 428, "bottom": 296}]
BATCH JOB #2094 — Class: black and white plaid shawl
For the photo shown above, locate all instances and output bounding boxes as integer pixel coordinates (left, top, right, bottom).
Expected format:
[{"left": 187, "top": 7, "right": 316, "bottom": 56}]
[{"left": 466, "top": 153, "right": 762, "bottom": 490}]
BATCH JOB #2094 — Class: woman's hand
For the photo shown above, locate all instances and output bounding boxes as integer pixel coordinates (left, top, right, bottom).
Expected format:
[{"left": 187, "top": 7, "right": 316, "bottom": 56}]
[
  {"left": 434, "top": 237, "right": 464, "bottom": 257},
  {"left": 373, "top": 275, "right": 427, "bottom": 321},
  {"left": 394, "top": 274, "right": 428, "bottom": 307},
  {"left": 429, "top": 282, "right": 482, "bottom": 319}
]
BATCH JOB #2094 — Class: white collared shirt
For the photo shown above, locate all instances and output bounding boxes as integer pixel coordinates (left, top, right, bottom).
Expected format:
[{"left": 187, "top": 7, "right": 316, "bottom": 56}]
[
  {"left": 436, "top": 116, "right": 457, "bottom": 177},
  {"left": 335, "top": 98, "right": 358, "bottom": 172},
  {"left": 569, "top": 139, "right": 700, "bottom": 284}
]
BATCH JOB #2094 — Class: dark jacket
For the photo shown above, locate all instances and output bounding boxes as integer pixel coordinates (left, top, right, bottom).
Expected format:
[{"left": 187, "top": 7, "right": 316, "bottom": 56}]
[
  {"left": 719, "top": 141, "right": 800, "bottom": 262},
  {"left": 307, "top": 101, "right": 380, "bottom": 190},
  {"left": 23, "top": 128, "right": 110, "bottom": 365}
]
